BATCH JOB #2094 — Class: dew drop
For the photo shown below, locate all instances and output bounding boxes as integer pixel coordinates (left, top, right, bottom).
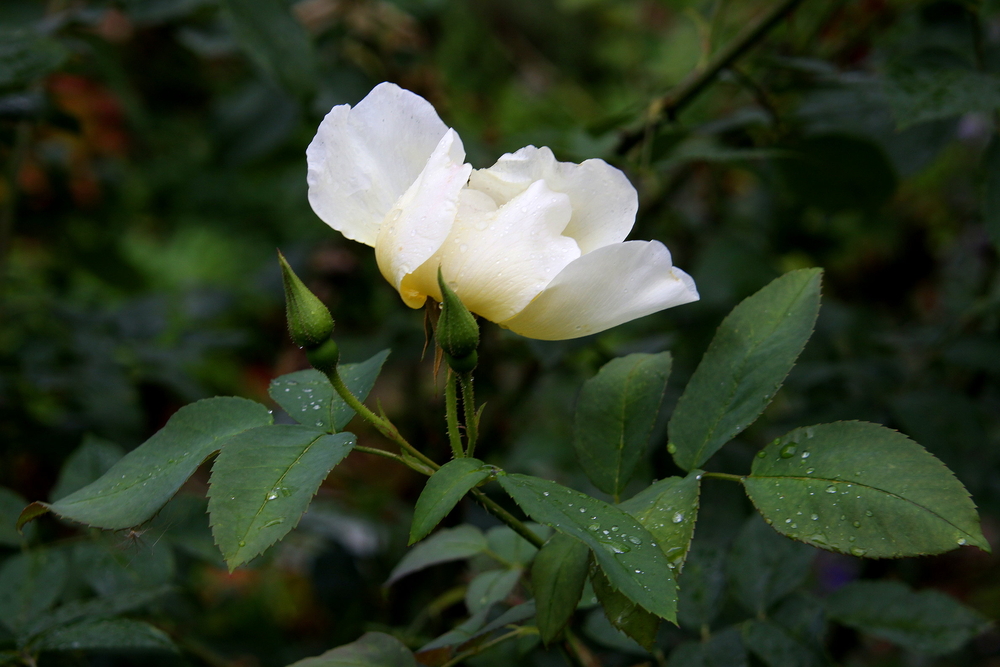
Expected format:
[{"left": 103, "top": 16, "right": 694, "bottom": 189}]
[
  {"left": 811, "top": 514, "right": 819, "bottom": 521},
  {"left": 756, "top": 450, "right": 767, "bottom": 459},
  {"left": 958, "top": 538, "right": 967, "bottom": 546},
  {"left": 588, "top": 523, "right": 600, "bottom": 531},
  {"left": 262, "top": 518, "right": 284, "bottom": 528},
  {"left": 806, "top": 468, "right": 815, "bottom": 474},
  {"left": 667, "top": 443, "right": 677, "bottom": 454},
  {"left": 865, "top": 510, "right": 873, "bottom": 517},
  {"left": 825, "top": 485, "right": 837, "bottom": 494},
  {"left": 672, "top": 512, "right": 684, "bottom": 524},
  {"left": 852, "top": 521, "right": 861, "bottom": 528},
  {"left": 542, "top": 492, "right": 549, "bottom": 497},
  {"left": 850, "top": 547, "right": 867, "bottom": 557},
  {"left": 610, "top": 526, "right": 619, "bottom": 531},
  {"left": 238, "top": 540, "right": 246, "bottom": 548},
  {"left": 780, "top": 444, "right": 797, "bottom": 458},
  {"left": 801, "top": 451, "right": 810, "bottom": 459},
  {"left": 628, "top": 536, "right": 642, "bottom": 545}
]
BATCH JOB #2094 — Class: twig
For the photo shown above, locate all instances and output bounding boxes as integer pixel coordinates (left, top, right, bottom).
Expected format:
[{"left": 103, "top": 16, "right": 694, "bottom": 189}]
[
  {"left": 617, "top": 0, "right": 806, "bottom": 155},
  {"left": 701, "top": 471, "right": 745, "bottom": 483}
]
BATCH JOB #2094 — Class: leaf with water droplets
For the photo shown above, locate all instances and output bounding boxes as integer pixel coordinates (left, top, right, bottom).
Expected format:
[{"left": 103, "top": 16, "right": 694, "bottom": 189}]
[
  {"left": 208, "top": 425, "right": 355, "bottom": 570},
  {"left": 410, "top": 458, "right": 492, "bottom": 545},
  {"left": 269, "top": 350, "right": 390, "bottom": 433},
  {"left": 496, "top": 473, "right": 677, "bottom": 622},
  {"left": 465, "top": 568, "right": 521, "bottom": 614},
  {"left": 19, "top": 398, "right": 274, "bottom": 532},
  {"left": 668, "top": 269, "right": 822, "bottom": 471},
  {"left": 744, "top": 421, "right": 989, "bottom": 558},
  {"left": 826, "top": 580, "right": 990, "bottom": 655},
  {"left": 591, "top": 566, "right": 660, "bottom": 650},
  {"left": 532, "top": 532, "right": 590, "bottom": 645},
  {"left": 574, "top": 352, "right": 672, "bottom": 498},
  {"left": 619, "top": 471, "right": 701, "bottom": 571}
]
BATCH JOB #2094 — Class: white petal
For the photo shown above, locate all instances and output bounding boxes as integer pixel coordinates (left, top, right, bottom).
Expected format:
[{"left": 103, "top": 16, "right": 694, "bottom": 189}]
[
  {"left": 500, "top": 241, "right": 699, "bottom": 340},
  {"left": 375, "top": 130, "right": 472, "bottom": 307},
  {"left": 404, "top": 180, "right": 581, "bottom": 322},
  {"left": 468, "top": 146, "right": 637, "bottom": 253},
  {"left": 306, "top": 82, "right": 451, "bottom": 246}
]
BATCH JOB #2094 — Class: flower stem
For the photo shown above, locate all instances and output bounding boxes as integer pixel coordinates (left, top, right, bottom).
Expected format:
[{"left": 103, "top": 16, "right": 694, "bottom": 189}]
[
  {"left": 326, "top": 365, "right": 439, "bottom": 472},
  {"left": 354, "top": 445, "right": 434, "bottom": 476},
  {"left": 701, "top": 471, "right": 745, "bottom": 483},
  {"left": 445, "top": 371, "right": 463, "bottom": 457},
  {"left": 459, "top": 371, "right": 478, "bottom": 457}
]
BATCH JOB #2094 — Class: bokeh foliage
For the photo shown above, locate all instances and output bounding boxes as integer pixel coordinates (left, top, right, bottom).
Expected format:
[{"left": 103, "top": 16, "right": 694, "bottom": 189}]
[{"left": 1, "top": 0, "right": 999, "bottom": 665}]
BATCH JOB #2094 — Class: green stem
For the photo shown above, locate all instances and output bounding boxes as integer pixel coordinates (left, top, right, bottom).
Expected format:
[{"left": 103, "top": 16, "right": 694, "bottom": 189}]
[
  {"left": 445, "top": 371, "right": 464, "bottom": 457},
  {"left": 617, "top": 0, "right": 806, "bottom": 154},
  {"left": 354, "top": 445, "right": 434, "bottom": 475},
  {"left": 326, "top": 365, "right": 439, "bottom": 471},
  {"left": 565, "top": 627, "right": 602, "bottom": 667},
  {"left": 459, "top": 371, "right": 478, "bottom": 457},
  {"left": 470, "top": 488, "right": 544, "bottom": 549},
  {"left": 702, "top": 471, "right": 745, "bottom": 483}
]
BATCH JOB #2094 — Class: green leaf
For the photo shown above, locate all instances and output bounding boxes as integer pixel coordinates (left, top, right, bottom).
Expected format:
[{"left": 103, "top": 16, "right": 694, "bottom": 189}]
[
  {"left": 287, "top": 632, "right": 417, "bottom": 667},
  {"left": 0, "top": 487, "right": 33, "bottom": 546},
  {"left": 410, "top": 458, "right": 492, "bottom": 545},
  {"left": 24, "top": 586, "right": 171, "bottom": 641},
  {"left": 619, "top": 472, "right": 701, "bottom": 570},
  {"left": 742, "top": 619, "right": 825, "bottom": 667},
  {"left": 883, "top": 66, "right": 1000, "bottom": 129},
  {"left": 667, "top": 627, "right": 747, "bottom": 667},
  {"left": 669, "top": 269, "right": 822, "bottom": 471},
  {"left": 24, "top": 397, "right": 273, "bottom": 531},
  {"left": 677, "top": 544, "right": 726, "bottom": 631},
  {"left": 208, "top": 425, "right": 355, "bottom": 569},
  {"left": 31, "top": 619, "right": 176, "bottom": 653},
  {"left": 0, "top": 550, "right": 68, "bottom": 636},
  {"left": 485, "top": 524, "right": 549, "bottom": 567},
  {"left": 465, "top": 568, "right": 521, "bottom": 614},
  {"left": 71, "top": 539, "right": 174, "bottom": 597},
  {"left": 387, "top": 525, "right": 487, "bottom": 585},
  {"left": 496, "top": 474, "right": 677, "bottom": 622},
  {"left": 582, "top": 607, "right": 649, "bottom": 655},
  {"left": 743, "top": 421, "right": 989, "bottom": 557},
  {"left": 726, "top": 517, "right": 813, "bottom": 616},
  {"left": 50, "top": 435, "right": 125, "bottom": 502},
  {"left": 591, "top": 567, "right": 660, "bottom": 650},
  {"left": 270, "top": 350, "right": 390, "bottom": 432},
  {"left": 221, "top": 0, "right": 317, "bottom": 97},
  {"left": 574, "top": 352, "right": 672, "bottom": 498},
  {"left": 826, "top": 580, "right": 990, "bottom": 655},
  {"left": 531, "top": 533, "right": 590, "bottom": 645},
  {"left": 982, "top": 133, "right": 1000, "bottom": 252},
  {"left": 0, "top": 29, "right": 69, "bottom": 89}
]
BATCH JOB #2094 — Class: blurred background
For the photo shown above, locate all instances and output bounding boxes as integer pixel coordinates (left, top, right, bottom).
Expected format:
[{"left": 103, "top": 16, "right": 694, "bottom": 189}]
[{"left": 1, "top": 0, "right": 1000, "bottom": 665}]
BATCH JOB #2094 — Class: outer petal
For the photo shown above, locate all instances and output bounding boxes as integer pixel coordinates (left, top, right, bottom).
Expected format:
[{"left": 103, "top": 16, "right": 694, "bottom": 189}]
[
  {"left": 499, "top": 241, "right": 699, "bottom": 340},
  {"left": 404, "top": 181, "right": 581, "bottom": 323},
  {"left": 375, "top": 130, "right": 472, "bottom": 306},
  {"left": 307, "top": 82, "right": 451, "bottom": 246},
  {"left": 468, "top": 146, "right": 637, "bottom": 253}
]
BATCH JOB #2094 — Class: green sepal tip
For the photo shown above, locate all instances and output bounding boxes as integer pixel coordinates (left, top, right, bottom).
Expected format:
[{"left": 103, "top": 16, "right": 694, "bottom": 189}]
[{"left": 278, "top": 250, "right": 335, "bottom": 350}]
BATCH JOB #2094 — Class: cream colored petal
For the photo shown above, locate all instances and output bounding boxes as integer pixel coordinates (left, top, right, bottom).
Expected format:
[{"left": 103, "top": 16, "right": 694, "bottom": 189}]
[
  {"left": 306, "top": 82, "right": 451, "bottom": 246},
  {"left": 469, "top": 146, "right": 637, "bottom": 253},
  {"left": 500, "top": 241, "right": 699, "bottom": 340},
  {"left": 404, "top": 180, "right": 582, "bottom": 323},
  {"left": 375, "top": 130, "right": 472, "bottom": 307}
]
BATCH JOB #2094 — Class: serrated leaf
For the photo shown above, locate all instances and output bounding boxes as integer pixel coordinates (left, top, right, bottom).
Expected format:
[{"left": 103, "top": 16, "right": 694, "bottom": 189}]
[
  {"left": 619, "top": 472, "right": 701, "bottom": 570},
  {"left": 982, "top": 134, "right": 1000, "bottom": 252},
  {"left": 496, "top": 474, "right": 676, "bottom": 622},
  {"left": 485, "top": 524, "right": 549, "bottom": 567},
  {"left": 827, "top": 580, "right": 989, "bottom": 655},
  {"left": 727, "top": 516, "right": 814, "bottom": 616},
  {"left": 465, "top": 569, "right": 521, "bottom": 614},
  {"left": 31, "top": 619, "right": 176, "bottom": 653},
  {"left": 50, "top": 436, "right": 125, "bottom": 502},
  {"left": 591, "top": 567, "right": 660, "bottom": 650},
  {"left": 669, "top": 269, "right": 821, "bottom": 471},
  {"left": 744, "top": 421, "right": 989, "bottom": 558},
  {"left": 677, "top": 544, "right": 727, "bottom": 631},
  {"left": 287, "top": 632, "right": 417, "bottom": 667},
  {"left": 532, "top": 532, "right": 589, "bottom": 645},
  {"left": 574, "top": 352, "right": 672, "bottom": 498},
  {"left": 24, "top": 397, "right": 273, "bottom": 531},
  {"left": 418, "top": 601, "right": 536, "bottom": 655},
  {"left": 0, "top": 487, "right": 33, "bottom": 546},
  {"left": 0, "top": 29, "right": 69, "bottom": 89},
  {"left": 24, "top": 586, "right": 171, "bottom": 641},
  {"left": 742, "top": 619, "right": 826, "bottom": 667},
  {"left": 221, "top": 0, "right": 316, "bottom": 97},
  {"left": 0, "top": 550, "right": 68, "bottom": 637},
  {"left": 208, "top": 425, "right": 355, "bottom": 569},
  {"left": 387, "top": 525, "right": 487, "bottom": 585},
  {"left": 269, "top": 350, "right": 390, "bottom": 432},
  {"left": 410, "top": 458, "right": 492, "bottom": 545}
]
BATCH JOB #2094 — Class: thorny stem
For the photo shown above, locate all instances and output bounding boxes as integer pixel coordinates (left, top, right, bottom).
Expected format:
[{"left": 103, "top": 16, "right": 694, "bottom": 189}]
[
  {"left": 459, "top": 371, "right": 478, "bottom": 457},
  {"left": 702, "top": 471, "right": 745, "bottom": 483},
  {"left": 616, "top": 0, "right": 806, "bottom": 155},
  {"left": 445, "top": 371, "right": 464, "bottom": 457}
]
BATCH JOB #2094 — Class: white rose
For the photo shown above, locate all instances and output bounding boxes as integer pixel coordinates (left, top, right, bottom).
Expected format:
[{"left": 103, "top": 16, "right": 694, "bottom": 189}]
[{"left": 306, "top": 82, "right": 698, "bottom": 340}]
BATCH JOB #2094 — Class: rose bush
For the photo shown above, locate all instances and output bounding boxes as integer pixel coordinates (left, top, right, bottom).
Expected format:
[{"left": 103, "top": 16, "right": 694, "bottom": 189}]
[{"left": 306, "top": 82, "right": 698, "bottom": 340}]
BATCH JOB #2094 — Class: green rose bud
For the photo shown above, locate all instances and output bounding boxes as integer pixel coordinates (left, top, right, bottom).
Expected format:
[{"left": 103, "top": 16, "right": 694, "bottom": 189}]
[
  {"left": 306, "top": 338, "right": 340, "bottom": 375},
  {"left": 278, "top": 251, "right": 334, "bottom": 350},
  {"left": 436, "top": 268, "right": 479, "bottom": 371}
]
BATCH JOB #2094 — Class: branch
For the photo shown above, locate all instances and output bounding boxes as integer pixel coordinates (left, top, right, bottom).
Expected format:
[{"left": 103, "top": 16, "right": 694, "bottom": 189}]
[{"left": 616, "top": 0, "right": 806, "bottom": 155}]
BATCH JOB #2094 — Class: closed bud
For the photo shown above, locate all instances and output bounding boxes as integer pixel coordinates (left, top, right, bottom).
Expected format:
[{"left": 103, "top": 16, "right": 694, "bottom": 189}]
[
  {"left": 436, "top": 268, "right": 479, "bottom": 370},
  {"left": 279, "top": 251, "right": 334, "bottom": 350},
  {"left": 306, "top": 338, "right": 340, "bottom": 375}
]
